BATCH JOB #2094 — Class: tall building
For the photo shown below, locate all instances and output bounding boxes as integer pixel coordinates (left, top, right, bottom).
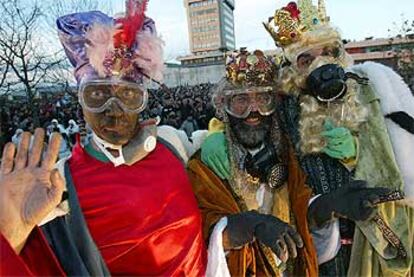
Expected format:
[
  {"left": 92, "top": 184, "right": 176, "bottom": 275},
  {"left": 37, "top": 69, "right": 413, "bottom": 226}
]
[
  {"left": 180, "top": 0, "right": 235, "bottom": 66},
  {"left": 185, "top": 0, "right": 235, "bottom": 53}
]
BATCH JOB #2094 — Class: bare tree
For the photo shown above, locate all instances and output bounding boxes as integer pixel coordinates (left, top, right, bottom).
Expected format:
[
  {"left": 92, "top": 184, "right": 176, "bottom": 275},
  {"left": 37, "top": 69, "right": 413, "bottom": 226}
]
[
  {"left": 0, "top": 57, "right": 9, "bottom": 89},
  {"left": 0, "top": 0, "right": 65, "bottom": 124},
  {"left": 48, "top": 0, "right": 112, "bottom": 18},
  {"left": 39, "top": 0, "right": 114, "bottom": 97}
]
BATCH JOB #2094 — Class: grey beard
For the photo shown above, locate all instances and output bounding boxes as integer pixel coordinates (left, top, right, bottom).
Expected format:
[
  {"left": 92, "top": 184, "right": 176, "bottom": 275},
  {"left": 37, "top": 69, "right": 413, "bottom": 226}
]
[{"left": 228, "top": 113, "right": 272, "bottom": 150}]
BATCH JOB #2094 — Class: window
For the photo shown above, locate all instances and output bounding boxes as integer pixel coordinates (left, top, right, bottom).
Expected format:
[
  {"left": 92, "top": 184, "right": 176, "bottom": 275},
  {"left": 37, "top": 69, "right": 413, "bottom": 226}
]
[
  {"left": 224, "top": 25, "right": 234, "bottom": 35},
  {"left": 190, "top": 8, "right": 217, "bottom": 17}
]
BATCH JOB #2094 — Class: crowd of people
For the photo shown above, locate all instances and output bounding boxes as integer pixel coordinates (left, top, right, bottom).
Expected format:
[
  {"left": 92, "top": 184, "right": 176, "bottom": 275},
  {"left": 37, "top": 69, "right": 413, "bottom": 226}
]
[
  {"left": 0, "top": 83, "right": 216, "bottom": 153},
  {"left": 144, "top": 83, "right": 216, "bottom": 135}
]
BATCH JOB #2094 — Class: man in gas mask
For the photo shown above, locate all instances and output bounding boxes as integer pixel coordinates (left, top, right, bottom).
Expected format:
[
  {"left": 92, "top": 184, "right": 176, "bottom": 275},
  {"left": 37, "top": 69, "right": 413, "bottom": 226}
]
[
  {"left": 265, "top": 1, "right": 414, "bottom": 276},
  {"left": 0, "top": 1, "right": 207, "bottom": 275}
]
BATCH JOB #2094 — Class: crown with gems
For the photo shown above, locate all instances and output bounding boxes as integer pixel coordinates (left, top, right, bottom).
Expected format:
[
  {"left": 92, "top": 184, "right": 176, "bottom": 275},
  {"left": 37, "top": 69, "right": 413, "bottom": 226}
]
[
  {"left": 225, "top": 48, "right": 277, "bottom": 87},
  {"left": 263, "top": 0, "right": 329, "bottom": 47}
]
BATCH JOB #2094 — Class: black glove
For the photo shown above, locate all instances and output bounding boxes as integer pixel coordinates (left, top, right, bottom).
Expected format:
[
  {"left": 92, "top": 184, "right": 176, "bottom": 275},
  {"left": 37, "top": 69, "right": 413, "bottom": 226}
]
[
  {"left": 308, "top": 180, "right": 392, "bottom": 227},
  {"left": 245, "top": 144, "right": 277, "bottom": 182},
  {"left": 227, "top": 211, "right": 304, "bottom": 263},
  {"left": 254, "top": 214, "right": 304, "bottom": 262},
  {"left": 226, "top": 211, "right": 259, "bottom": 248}
]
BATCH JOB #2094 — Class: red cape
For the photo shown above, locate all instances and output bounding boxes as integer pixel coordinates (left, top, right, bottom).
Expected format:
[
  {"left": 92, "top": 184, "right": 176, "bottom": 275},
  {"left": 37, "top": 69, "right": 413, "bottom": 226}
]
[{"left": 69, "top": 142, "right": 207, "bottom": 275}]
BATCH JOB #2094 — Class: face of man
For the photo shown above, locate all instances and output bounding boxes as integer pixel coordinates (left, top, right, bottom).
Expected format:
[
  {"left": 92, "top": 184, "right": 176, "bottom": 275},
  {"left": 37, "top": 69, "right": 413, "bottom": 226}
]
[
  {"left": 83, "top": 100, "right": 141, "bottom": 146},
  {"left": 295, "top": 43, "right": 348, "bottom": 101},
  {"left": 80, "top": 78, "right": 147, "bottom": 146},
  {"left": 223, "top": 89, "right": 276, "bottom": 149},
  {"left": 296, "top": 43, "right": 342, "bottom": 73},
  {"left": 227, "top": 90, "right": 275, "bottom": 149},
  {"left": 228, "top": 111, "right": 273, "bottom": 150}
]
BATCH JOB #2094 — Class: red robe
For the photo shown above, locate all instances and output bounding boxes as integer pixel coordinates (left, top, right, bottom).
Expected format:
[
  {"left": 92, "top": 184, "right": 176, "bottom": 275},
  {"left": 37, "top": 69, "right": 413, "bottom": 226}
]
[
  {"left": 0, "top": 228, "right": 65, "bottom": 276},
  {"left": 1, "top": 142, "right": 207, "bottom": 276}
]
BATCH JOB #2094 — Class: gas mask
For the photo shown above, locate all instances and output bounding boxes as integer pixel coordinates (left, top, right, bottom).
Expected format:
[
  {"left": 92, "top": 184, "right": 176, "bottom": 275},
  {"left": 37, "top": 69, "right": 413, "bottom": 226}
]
[
  {"left": 306, "top": 63, "right": 347, "bottom": 102},
  {"left": 295, "top": 53, "right": 366, "bottom": 103}
]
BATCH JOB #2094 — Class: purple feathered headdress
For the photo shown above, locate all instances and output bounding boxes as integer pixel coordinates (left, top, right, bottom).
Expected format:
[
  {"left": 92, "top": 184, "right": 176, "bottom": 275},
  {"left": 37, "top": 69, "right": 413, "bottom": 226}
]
[{"left": 57, "top": 0, "right": 164, "bottom": 85}]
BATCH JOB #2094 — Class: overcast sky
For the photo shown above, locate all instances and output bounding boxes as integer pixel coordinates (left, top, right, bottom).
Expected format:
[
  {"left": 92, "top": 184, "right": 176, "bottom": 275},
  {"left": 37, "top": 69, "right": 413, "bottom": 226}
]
[{"left": 109, "top": 0, "right": 414, "bottom": 62}]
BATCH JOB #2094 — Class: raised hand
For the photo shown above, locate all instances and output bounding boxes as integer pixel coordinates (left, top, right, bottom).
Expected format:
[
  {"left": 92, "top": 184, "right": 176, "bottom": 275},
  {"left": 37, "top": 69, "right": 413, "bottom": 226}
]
[{"left": 0, "top": 129, "right": 64, "bottom": 253}]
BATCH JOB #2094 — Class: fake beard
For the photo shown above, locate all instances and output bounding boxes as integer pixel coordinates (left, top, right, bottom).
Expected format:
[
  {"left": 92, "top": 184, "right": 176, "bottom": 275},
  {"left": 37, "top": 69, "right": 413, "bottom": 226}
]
[
  {"left": 228, "top": 112, "right": 273, "bottom": 150},
  {"left": 279, "top": 55, "right": 367, "bottom": 154},
  {"left": 299, "top": 78, "right": 368, "bottom": 154}
]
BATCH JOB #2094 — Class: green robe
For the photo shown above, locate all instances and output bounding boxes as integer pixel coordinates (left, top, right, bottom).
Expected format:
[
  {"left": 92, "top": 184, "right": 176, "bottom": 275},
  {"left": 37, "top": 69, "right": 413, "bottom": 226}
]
[{"left": 348, "top": 82, "right": 414, "bottom": 277}]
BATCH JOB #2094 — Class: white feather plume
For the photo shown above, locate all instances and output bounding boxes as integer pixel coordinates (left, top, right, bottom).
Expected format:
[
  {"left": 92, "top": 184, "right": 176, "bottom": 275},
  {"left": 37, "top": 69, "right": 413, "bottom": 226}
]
[
  {"left": 134, "top": 31, "right": 165, "bottom": 82},
  {"left": 85, "top": 22, "right": 118, "bottom": 78}
]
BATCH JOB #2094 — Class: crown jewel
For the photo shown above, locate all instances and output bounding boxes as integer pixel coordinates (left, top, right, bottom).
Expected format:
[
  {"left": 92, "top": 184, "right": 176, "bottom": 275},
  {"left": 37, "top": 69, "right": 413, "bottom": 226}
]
[
  {"left": 263, "top": 0, "right": 329, "bottom": 47},
  {"left": 225, "top": 49, "right": 276, "bottom": 87}
]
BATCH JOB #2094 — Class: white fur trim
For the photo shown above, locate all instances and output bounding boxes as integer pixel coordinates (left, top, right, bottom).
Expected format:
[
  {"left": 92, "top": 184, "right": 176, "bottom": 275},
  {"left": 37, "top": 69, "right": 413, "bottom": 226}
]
[
  {"left": 350, "top": 62, "right": 414, "bottom": 118},
  {"left": 206, "top": 217, "right": 231, "bottom": 277},
  {"left": 309, "top": 195, "right": 341, "bottom": 264},
  {"left": 350, "top": 62, "right": 414, "bottom": 207},
  {"left": 157, "top": 125, "right": 195, "bottom": 163},
  {"left": 190, "top": 130, "right": 209, "bottom": 152},
  {"left": 385, "top": 118, "right": 414, "bottom": 207}
]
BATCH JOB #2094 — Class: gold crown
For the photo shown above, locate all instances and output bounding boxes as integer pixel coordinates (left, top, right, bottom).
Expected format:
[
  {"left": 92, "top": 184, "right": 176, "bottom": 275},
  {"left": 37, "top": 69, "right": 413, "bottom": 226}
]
[
  {"left": 225, "top": 49, "right": 277, "bottom": 87},
  {"left": 263, "top": 0, "right": 329, "bottom": 47}
]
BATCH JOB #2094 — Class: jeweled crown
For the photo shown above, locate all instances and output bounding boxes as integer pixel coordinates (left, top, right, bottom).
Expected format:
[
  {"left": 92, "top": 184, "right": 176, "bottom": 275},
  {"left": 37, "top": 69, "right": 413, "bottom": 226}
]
[
  {"left": 263, "top": 0, "right": 329, "bottom": 47},
  {"left": 225, "top": 48, "right": 277, "bottom": 87}
]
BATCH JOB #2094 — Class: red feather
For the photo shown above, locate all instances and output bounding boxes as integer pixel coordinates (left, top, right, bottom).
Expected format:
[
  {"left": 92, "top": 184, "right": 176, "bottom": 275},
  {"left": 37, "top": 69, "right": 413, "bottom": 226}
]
[
  {"left": 114, "top": 0, "right": 149, "bottom": 48},
  {"left": 283, "top": 2, "right": 300, "bottom": 21}
]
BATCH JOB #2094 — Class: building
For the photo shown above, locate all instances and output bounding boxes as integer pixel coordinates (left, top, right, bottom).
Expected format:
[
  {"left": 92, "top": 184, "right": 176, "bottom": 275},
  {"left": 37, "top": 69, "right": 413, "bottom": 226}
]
[
  {"left": 180, "top": 0, "right": 235, "bottom": 66},
  {"left": 159, "top": 0, "right": 236, "bottom": 87},
  {"left": 184, "top": 0, "right": 235, "bottom": 54},
  {"left": 345, "top": 36, "right": 414, "bottom": 69},
  {"left": 162, "top": 62, "right": 224, "bottom": 87}
]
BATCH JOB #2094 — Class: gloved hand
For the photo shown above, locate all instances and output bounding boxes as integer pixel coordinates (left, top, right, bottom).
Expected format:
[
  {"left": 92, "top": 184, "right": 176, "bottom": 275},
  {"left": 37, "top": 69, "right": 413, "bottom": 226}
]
[
  {"left": 201, "top": 132, "right": 230, "bottom": 180},
  {"left": 308, "top": 180, "right": 392, "bottom": 227},
  {"left": 254, "top": 214, "right": 304, "bottom": 263},
  {"left": 226, "top": 211, "right": 304, "bottom": 263},
  {"left": 245, "top": 144, "right": 277, "bottom": 182},
  {"left": 321, "top": 119, "right": 356, "bottom": 160}
]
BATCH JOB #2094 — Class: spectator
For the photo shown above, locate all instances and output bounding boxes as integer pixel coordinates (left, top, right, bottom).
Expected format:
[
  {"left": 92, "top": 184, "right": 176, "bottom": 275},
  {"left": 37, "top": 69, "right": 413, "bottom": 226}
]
[
  {"left": 1, "top": 83, "right": 216, "bottom": 144},
  {"left": 180, "top": 115, "right": 199, "bottom": 137}
]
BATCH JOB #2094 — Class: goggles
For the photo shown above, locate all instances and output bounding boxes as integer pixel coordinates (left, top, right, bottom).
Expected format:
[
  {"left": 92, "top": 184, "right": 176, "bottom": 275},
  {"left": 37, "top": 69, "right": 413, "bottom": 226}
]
[
  {"left": 224, "top": 87, "right": 276, "bottom": 119},
  {"left": 79, "top": 79, "right": 148, "bottom": 113}
]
